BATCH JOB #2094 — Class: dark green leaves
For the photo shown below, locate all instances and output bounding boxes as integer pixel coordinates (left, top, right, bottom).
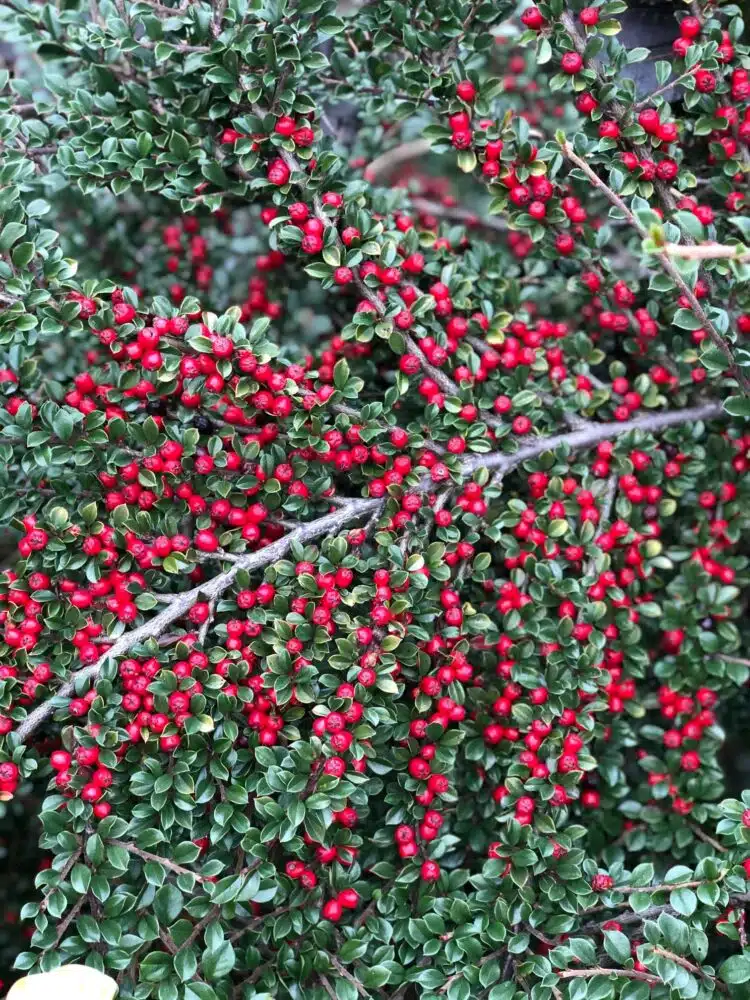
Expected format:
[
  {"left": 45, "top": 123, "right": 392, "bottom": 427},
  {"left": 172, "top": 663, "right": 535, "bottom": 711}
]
[{"left": 201, "top": 939, "right": 235, "bottom": 980}]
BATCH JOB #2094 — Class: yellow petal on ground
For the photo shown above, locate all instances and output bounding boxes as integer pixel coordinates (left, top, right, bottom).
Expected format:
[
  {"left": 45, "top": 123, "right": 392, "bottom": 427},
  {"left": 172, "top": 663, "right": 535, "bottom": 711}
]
[{"left": 8, "top": 965, "right": 118, "bottom": 1000}]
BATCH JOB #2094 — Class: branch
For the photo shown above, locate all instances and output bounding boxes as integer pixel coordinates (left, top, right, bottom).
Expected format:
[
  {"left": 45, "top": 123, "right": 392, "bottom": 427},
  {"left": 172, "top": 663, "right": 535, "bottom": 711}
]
[
  {"left": 12, "top": 499, "right": 380, "bottom": 744},
  {"left": 320, "top": 975, "right": 337, "bottom": 1000},
  {"left": 458, "top": 402, "right": 723, "bottom": 479},
  {"left": 198, "top": 595, "right": 217, "bottom": 645},
  {"left": 430, "top": 0, "right": 483, "bottom": 81},
  {"left": 577, "top": 903, "right": 679, "bottom": 934},
  {"left": 661, "top": 243, "right": 750, "bottom": 262},
  {"left": 558, "top": 968, "right": 660, "bottom": 984},
  {"left": 365, "top": 138, "right": 432, "bottom": 183},
  {"left": 312, "top": 188, "right": 483, "bottom": 408},
  {"left": 561, "top": 141, "right": 750, "bottom": 396},
  {"left": 615, "top": 877, "right": 719, "bottom": 895},
  {"left": 412, "top": 196, "right": 508, "bottom": 235}
]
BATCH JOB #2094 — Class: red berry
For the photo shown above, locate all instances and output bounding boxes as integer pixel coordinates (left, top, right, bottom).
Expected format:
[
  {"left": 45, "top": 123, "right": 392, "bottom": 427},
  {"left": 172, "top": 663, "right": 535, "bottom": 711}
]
[
  {"left": 591, "top": 873, "right": 614, "bottom": 892},
  {"left": 322, "top": 899, "right": 343, "bottom": 921},
  {"left": 456, "top": 80, "right": 477, "bottom": 101},
  {"left": 520, "top": 6, "right": 544, "bottom": 29},
  {"left": 420, "top": 860, "right": 441, "bottom": 882},
  {"left": 338, "top": 888, "right": 360, "bottom": 909},
  {"left": 561, "top": 52, "right": 583, "bottom": 74}
]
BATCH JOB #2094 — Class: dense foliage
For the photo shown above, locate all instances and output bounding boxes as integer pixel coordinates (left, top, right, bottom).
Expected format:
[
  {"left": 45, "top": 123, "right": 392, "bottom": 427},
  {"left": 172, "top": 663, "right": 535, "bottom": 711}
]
[{"left": 2, "top": 0, "right": 750, "bottom": 997}]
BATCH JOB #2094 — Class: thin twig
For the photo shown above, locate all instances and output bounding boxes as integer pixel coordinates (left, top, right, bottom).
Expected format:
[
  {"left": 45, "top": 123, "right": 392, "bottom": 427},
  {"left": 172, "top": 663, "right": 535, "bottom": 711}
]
[
  {"left": 198, "top": 596, "right": 217, "bottom": 645},
  {"left": 634, "top": 67, "right": 697, "bottom": 108},
  {"left": 458, "top": 402, "right": 723, "bottom": 480},
  {"left": 46, "top": 895, "right": 86, "bottom": 950},
  {"left": 320, "top": 974, "right": 337, "bottom": 1000},
  {"left": 561, "top": 141, "right": 750, "bottom": 395},
  {"left": 688, "top": 821, "right": 726, "bottom": 853},
  {"left": 39, "top": 849, "right": 82, "bottom": 913},
  {"left": 651, "top": 947, "right": 728, "bottom": 993},
  {"left": 330, "top": 957, "right": 371, "bottom": 998},
  {"left": 109, "top": 840, "right": 211, "bottom": 882}
]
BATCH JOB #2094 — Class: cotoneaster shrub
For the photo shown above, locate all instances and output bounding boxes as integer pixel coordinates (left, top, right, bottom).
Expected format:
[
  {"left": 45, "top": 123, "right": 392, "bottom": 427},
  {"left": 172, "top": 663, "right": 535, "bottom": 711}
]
[{"left": 1, "top": 0, "right": 750, "bottom": 997}]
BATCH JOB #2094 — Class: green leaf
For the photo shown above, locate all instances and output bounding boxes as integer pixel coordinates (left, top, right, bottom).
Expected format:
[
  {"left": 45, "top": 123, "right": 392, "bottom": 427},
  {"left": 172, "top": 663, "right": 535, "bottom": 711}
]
[
  {"left": 12, "top": 242, "right": 36, "bottom": 268},
  {"left": 457, "top": 150, "right": 477, "bottom": 173},
  {"left": 184, "top": 985, "right": 218, "bottom": 1000},
  {"left": 670, "top": 887, "right": 697, "bottom": 917},
  {"left": 720, "top": 955, "right": 750, "bottom": 984},
  {"left": 724, "top": 396, "right": 750, "bottom": 418},
  {"left": 362, "top": 966, "right": 390, "bottom": 988},
  {"left": 202, "top": 940, "right": 235, "bottom": 980},
  {"left": 70, "top": 863, "right": 91, "bottom": 894},
  {"left": 537, "top": 37, "right": 552, "bottom": 64},
  {"left": 413, "top": 969, "right": 445, "bottom": 988},
  {"left": 0, "top": 222, "right": 27, "bottom": 251},
  {"left": 175, "top": 948, "right": 198, "bottom": 982},
  {"left": 154, "top": 884, "right": 183, "bottom": 924},
  {"left": 447, "top": 977, "right": 470, "bottom": 1000},
  {"left": 140, "top": 952, "right": 172, "bottom": 982},
  {"left": 334, "top": 358, "right": 350, "bottom": 390},
  {"left": 168, "top": 131, "right": 191, "bottom": 159},
  {"left": 318, "top": 15, "right": 346, "bottom": 33},
  {"left": 630, "top": 863, "right": 654, "bottom": 887},
  {"left": 604, "top": 930, "right": 631, "bottom": 964}
]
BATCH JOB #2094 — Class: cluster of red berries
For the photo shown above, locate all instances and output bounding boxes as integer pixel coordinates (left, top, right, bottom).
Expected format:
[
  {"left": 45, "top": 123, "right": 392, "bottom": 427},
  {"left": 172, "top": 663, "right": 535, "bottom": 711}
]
[{"left": 49, "top": 744, "right": 113, "bottom": 818}]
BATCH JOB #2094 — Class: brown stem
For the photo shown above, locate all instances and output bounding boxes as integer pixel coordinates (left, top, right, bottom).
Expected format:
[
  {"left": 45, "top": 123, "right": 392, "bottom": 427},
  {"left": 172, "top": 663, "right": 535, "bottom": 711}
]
[
  {"left": 320, "top": 974, "right": 338, "bottom": 999},
  {"left": 365, "top": 139, "right": 432, "bottom": 183},
  {"left": 228, "top": 904, "right": 296, "bottom": 943},
  {"left": 179, "top": 904, "right": 221, "bottom": 952},
  {"left": 616, "top": 877, "right": 716, "bottom": 895}
]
